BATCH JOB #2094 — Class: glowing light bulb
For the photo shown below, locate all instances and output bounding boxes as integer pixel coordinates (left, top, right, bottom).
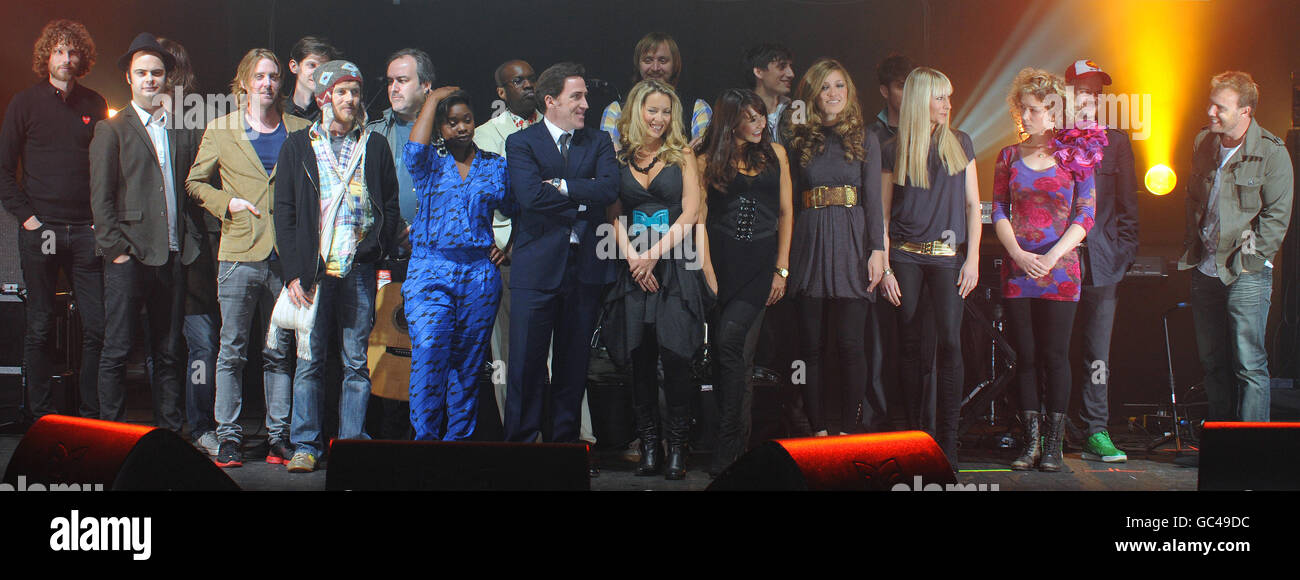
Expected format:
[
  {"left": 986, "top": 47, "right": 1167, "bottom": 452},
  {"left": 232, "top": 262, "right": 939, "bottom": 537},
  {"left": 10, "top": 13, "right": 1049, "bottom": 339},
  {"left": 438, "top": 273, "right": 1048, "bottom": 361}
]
[{"left": 1145, "top": 164, "right": 1176, "bottom": 196}]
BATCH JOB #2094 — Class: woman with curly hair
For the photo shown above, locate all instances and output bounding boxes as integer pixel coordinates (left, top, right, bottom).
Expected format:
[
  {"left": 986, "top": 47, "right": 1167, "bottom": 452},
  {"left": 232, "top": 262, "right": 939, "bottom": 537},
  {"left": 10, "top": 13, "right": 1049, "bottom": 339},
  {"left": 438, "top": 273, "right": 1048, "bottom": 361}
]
[
  {"left": 782, "top": 58, "right": 885, "bottom": 437},
  {"left": 403, "top": 87, "right": 516, "bottom": 441},
  {"left": 992, "top": 67, "right": 1101, "bottom": 472},
  {"left": 878, "top": 67, "right": 980, "bottom": 466},
  {"left": 602, "top": 79, "right": 707, "bottom": 479}
]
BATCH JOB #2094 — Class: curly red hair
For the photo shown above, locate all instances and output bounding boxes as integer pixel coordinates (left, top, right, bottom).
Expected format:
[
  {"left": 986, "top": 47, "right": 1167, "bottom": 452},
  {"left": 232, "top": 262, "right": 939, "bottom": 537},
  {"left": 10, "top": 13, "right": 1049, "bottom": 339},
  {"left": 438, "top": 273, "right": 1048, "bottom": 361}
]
[{"left": 32, "top": 19, "right": 96, "bottom": 79}]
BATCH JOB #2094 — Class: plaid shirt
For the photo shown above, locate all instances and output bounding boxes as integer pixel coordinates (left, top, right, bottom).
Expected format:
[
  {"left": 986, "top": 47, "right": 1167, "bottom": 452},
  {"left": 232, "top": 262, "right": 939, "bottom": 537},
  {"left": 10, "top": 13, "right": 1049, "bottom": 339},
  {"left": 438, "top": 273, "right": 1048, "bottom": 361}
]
[{"left": 309, "top": 121, "right": 374, "bottom": 278}]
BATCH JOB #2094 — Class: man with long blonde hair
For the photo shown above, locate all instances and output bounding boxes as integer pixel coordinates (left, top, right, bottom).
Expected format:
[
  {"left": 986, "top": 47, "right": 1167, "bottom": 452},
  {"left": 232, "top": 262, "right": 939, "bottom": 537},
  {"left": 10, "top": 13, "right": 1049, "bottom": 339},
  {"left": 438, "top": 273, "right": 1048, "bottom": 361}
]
[{"left": 186, "top": 48, "right": 311, "bottom": 467}]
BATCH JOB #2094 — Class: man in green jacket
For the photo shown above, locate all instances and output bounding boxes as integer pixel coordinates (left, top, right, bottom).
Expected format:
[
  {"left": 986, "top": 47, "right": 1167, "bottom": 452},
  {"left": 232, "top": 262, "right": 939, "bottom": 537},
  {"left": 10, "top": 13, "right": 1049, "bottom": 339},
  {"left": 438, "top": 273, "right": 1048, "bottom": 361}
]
[{"left": 1179, "top": 71, "right": 1294, "bottom": 422}]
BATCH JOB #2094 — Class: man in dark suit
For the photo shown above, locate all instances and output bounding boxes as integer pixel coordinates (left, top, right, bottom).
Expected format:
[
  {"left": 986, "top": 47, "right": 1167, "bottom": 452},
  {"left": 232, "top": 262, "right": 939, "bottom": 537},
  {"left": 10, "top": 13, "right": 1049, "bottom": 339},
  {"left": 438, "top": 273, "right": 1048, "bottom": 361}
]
[
  {"left": 1065, "top": 60, "right": 1140, "bottom": 462},
  {"left": 89, "top": 33, "right": 201, "bottom": 429},
  {"left": 504, "top": 62, "right": 618, "bottom": 445}
]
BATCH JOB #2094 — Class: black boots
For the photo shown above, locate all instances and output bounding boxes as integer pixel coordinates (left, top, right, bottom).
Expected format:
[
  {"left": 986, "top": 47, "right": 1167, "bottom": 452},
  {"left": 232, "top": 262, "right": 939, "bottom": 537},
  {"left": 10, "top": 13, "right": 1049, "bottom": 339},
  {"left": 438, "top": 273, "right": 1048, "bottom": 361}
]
[
  {"left": 1010, "top": 411, "right": 1041, "bottom": 471},
  {"left": 634, "top": 404, "right": 662, "bottom": 476},
  {"left": 664, "top": 405, "right": 690, "bottom": 480},
  {"left": 1039, "top": 412, "right": 1067, "bottom": 472}
]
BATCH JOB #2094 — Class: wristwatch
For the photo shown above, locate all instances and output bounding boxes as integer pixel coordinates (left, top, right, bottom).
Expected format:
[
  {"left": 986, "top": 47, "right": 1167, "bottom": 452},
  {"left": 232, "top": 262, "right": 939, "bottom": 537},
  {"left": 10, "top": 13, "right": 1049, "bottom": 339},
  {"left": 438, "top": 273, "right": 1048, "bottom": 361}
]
[
  {"left": 549, "top": 178, "right": 563, "bottom": 190},
  {"left": 775, "top": 267, "right": 789, "bottom": 278}
]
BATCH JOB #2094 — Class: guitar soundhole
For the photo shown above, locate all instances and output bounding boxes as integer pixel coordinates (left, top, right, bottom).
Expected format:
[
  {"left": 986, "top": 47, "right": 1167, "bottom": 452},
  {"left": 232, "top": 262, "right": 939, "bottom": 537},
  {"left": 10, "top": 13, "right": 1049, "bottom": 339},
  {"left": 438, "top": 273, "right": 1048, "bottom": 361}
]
[{"left": 394, "top": 303, "right": 409, "bottom": 335}]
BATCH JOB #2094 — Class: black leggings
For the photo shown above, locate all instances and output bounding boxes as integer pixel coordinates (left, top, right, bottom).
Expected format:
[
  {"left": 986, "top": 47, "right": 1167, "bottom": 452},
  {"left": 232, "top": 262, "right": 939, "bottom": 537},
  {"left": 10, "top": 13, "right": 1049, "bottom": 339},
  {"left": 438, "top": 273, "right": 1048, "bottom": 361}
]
[
  {"left": 711, "top": 298, "right": 766, "bottom": 471},
  {"left": 891, "top": 261, "right": 964, "bottom": 455},
  {"left": 1005, "top": 298, "right": 1077, "bottom": 413},
  {"left": 797, "top": 296, "right": 870, "bottom": 433}
]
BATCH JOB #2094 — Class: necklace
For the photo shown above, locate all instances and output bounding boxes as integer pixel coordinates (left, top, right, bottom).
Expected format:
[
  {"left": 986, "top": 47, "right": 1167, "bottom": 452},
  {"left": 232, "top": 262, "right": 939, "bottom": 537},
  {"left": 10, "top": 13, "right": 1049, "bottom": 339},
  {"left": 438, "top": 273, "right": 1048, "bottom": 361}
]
[{"left": 631, "top": 151, "right": 660, "bottom": 174}]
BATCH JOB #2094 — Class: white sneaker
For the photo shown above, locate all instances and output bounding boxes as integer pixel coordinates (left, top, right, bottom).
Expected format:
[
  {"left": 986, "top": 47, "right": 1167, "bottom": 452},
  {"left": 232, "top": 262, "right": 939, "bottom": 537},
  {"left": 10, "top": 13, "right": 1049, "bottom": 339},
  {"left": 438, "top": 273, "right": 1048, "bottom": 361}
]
[{"left": 194, "top": 431, "right": 220, "bottom": 456}]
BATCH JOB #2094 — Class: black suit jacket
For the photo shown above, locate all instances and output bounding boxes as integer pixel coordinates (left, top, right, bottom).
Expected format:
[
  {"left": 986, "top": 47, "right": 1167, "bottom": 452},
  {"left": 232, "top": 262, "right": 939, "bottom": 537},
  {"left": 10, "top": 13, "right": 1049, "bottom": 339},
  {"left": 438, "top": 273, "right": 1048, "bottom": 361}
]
[
  {"left": 89, "top": 104, "right": 200, "bottom": 266},
  {"left": 505, "top": 121, "right": 619, "bottom": 290},
  {"left": 1085, "top": 128, "right": 1140, "bottom": 286}
]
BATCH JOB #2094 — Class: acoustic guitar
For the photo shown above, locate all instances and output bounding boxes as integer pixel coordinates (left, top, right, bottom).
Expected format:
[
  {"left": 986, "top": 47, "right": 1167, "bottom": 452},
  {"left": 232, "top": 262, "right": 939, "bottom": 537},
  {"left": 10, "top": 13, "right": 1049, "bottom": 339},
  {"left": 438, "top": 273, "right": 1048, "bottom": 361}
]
[{"left": 367, "top": 278, "right": 411, "bottom": 401}]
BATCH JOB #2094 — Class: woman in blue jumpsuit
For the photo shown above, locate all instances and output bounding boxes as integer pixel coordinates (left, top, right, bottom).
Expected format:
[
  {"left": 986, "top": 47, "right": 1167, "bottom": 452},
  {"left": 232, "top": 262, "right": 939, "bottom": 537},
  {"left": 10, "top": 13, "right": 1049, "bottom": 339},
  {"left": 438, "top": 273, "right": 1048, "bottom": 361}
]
[{"left": 403, "top": 87, "right": 515, "bottom": 441}]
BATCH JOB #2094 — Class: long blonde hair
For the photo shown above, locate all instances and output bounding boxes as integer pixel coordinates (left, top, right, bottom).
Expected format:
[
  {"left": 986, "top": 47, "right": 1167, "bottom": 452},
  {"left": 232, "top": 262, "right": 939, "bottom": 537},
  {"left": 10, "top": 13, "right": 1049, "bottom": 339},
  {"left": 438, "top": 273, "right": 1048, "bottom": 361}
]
[
  {"left": 616, "top": 79, "right": 689, "bottom": 166},
  {"left": 894, "top": 67, "right": 968, "bottom": 188},
  {"left": 785, "top": 58, "right": 866, "bottom": 167}
]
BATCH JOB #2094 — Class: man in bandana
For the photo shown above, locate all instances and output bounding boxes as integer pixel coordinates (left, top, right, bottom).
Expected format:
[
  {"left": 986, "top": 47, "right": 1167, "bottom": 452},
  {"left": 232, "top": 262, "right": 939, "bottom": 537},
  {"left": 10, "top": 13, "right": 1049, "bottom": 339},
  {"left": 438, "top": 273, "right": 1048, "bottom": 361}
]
[{"left": 274, "top": 60, "right": 401, "bottom": 472}]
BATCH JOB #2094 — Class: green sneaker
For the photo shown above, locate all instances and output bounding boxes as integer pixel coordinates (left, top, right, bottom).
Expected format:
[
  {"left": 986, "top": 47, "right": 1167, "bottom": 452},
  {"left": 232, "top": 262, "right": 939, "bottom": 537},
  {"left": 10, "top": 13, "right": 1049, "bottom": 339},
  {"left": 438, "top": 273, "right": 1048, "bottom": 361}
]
[{"left": 1082, "top": 431, "right": 1127, "bottom": 463}]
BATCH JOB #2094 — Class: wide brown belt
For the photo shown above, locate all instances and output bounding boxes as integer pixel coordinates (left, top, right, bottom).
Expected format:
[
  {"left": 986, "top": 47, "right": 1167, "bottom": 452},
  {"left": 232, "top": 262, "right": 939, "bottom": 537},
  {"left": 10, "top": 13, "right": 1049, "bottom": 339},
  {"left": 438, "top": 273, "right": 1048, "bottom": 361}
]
[
  {"left": 896, "top": 240, "right": 957, "bottom": 256},
  {"left": 802, "top": 185, "right": 857, "bottom": 209}
]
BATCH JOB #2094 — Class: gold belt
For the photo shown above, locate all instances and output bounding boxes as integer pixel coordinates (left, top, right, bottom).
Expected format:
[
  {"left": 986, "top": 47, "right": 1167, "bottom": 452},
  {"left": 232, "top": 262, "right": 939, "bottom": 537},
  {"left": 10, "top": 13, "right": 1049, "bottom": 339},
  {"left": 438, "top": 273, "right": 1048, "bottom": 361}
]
[
  {"left": 802, "top": 185, "right": 857, "bottom": 209},
  {"left": 897, "top": 240, "right": 957, "bottom": 256}
]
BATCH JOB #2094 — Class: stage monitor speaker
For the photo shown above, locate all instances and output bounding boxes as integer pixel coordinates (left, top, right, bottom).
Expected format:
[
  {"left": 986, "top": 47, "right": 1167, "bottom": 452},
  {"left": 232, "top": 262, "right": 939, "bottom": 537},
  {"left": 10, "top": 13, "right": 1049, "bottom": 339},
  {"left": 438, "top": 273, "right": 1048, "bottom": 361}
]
[
  {"left": 326, "top": 439, "right": 590, "bottom": 491},
  {"left": 1, "top": 415, "right": 239, "bottom": 491},
  {"left": 0, "top": 206, "right": 20, "bottom": 286},
  {"left": 707, "top": 431, "right": 956, "bottom": 491},
  {"left": 1198, "top": 421, "right": 1300, "bottom": 490}
]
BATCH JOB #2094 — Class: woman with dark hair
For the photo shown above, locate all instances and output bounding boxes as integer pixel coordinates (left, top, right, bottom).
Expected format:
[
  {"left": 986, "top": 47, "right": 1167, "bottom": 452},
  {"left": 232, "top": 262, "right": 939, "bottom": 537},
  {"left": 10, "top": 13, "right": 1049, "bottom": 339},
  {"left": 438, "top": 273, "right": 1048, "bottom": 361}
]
[
  {"left": 782, "top": 58, "right": 885, "bottom": 437},
  {"left": 696, "top": 89, "right": 793, "bottom": 476},
  {"left": 403, "top": 87, "right": 515, "bottom": 441},
  {"left": 603, "top": 79, "right": 707, "bottom": 480},
  {"left": 600, "top": 32, "right": 712, "bottom": 149},
  {"left": 878, "top": 67, "right": 980, "bottom": 466},
  {"left": 993, "top": 67, "right": 1099, "bottom": 471}
]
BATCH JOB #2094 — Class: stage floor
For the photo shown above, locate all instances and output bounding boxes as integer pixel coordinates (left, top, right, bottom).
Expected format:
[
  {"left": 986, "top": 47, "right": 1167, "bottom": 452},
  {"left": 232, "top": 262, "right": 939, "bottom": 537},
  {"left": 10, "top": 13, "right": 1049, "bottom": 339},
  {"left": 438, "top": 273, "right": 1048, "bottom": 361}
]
[{"left": 0, "top": 420, "right": 1199, "bottom": 491}]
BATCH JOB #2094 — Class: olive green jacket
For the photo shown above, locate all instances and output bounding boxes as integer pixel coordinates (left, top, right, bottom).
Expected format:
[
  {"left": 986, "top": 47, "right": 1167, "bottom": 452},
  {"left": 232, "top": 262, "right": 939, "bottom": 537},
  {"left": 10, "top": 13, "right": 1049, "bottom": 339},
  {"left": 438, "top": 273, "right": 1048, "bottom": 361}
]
[{"left": 1178, "top": 119, "right": 1294, "bottom": 284}]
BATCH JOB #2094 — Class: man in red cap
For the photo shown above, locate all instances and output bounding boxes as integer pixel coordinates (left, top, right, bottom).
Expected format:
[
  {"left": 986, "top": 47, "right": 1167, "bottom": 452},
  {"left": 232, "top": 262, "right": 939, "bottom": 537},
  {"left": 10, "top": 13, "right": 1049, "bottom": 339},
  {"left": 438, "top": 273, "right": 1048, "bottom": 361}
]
[{"left": 1064, "top": 59, "right": 1139, "bottom": 463}]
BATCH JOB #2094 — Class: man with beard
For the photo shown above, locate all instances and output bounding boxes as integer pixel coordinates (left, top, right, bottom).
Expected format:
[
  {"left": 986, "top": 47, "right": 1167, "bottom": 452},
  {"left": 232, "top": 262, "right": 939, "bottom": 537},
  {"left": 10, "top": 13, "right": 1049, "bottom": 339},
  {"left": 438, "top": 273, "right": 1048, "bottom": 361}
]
[
  {"left": 275, "top": 60, "right": 401, "bottom": 472},
  {"left": 89, "top": 33, "right": 202, "bottom": 430},
  {"left": 0, "top": 19, "right": 107, "bottom": 421}
]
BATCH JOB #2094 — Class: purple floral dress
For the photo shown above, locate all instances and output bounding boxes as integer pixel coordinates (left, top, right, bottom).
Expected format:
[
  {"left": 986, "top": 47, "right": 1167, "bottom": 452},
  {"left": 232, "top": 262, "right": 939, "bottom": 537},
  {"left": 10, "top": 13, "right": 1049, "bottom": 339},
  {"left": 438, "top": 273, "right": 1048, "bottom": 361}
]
[{"left": 991, "top": 138, "right": 1099, "bottom": 302}]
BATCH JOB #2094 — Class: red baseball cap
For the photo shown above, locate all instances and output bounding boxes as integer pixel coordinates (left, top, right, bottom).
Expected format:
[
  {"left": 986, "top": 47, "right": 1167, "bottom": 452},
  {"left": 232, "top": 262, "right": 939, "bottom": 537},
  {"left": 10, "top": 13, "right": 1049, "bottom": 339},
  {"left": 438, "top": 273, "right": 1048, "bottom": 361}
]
[{"left": 1065, "top": 59, "right": 1112, "bottom": 85}]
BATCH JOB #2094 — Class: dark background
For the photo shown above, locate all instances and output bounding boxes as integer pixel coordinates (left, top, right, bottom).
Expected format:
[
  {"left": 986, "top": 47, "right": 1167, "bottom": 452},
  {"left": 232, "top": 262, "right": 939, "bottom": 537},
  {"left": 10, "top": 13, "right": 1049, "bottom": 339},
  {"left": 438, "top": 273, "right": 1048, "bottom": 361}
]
[{"left": 3, "top": 0, "right": 1298, "bottom": 420}]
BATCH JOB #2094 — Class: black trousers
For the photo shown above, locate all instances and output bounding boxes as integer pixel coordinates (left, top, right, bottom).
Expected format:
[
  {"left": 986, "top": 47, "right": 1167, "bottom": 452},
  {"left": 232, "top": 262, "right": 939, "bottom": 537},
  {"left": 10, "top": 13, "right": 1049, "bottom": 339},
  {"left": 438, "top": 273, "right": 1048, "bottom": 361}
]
[
  {"left": 1006, "top": 297, "right": 1077, "bottom": 414},
  {"left": 796, "top": 296, "right": 870, "bottom": 433},
  {"left": 98, "top": 253, "right": 185, "bottom": 430},
  {"left": 710, "top": 299, "right": 765, "bottom": 472},
  {"left": 17, "top": 223, "right": 104, "bottom": 418},
  {"left": 892, "top": 261, "right": 964, "bottom": 460}
]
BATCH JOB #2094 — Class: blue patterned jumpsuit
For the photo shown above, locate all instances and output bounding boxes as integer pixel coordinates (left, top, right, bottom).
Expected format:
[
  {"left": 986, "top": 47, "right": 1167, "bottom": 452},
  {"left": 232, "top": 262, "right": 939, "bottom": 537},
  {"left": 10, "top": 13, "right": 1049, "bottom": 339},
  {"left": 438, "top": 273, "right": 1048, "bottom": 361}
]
[{"left": 403, "top": 141, "right": 517, "bottom": 440}]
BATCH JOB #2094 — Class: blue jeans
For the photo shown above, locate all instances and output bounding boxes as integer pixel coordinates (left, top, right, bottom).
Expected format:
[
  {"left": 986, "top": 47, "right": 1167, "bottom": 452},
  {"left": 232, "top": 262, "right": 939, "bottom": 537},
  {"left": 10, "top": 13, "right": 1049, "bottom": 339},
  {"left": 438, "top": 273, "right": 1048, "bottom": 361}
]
[
  {"left": 291, "top": 263, "right": 376, "bottom": 457},
  {"left": 184, "top": 313, "right": 218, "bottom": 436},
  {"left": 1190, "top": 268, "right": 1273, "bottom": 422},
  {"left": 214, "top": 260, "right": 294, "bottom": 444}
]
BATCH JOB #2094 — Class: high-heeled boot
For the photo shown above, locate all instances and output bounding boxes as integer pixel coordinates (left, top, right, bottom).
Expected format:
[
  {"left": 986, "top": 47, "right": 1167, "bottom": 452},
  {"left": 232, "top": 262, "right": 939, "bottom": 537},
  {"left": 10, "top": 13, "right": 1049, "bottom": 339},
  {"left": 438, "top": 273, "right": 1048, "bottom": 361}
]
[
  {"left": 664, "top": 405, "right": 691, "bottom": 480},
  {"left": 634, "top": 404, "right": 661, "bottom": 476},
  {"left": 1010, "top": 411, "right": 1041, "bottom": 471},
  {"left": 1039, "top": 412, "right": 1067, "bottom": 472}
]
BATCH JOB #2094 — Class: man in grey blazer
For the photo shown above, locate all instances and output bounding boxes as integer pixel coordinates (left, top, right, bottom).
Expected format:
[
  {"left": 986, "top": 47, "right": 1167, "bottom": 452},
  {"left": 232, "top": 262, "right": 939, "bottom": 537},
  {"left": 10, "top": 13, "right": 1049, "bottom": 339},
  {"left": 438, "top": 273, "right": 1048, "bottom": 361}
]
[{"left": 89, "top": 33, "right": 200, "bottom": 429}]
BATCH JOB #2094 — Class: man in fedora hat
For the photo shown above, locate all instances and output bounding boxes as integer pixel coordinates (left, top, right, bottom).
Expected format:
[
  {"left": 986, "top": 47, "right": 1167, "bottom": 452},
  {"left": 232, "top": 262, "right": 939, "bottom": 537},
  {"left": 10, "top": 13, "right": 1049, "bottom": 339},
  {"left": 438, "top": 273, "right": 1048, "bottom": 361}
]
[{"left": 90, "top": 32, "right": 202, "bottom": 429}]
